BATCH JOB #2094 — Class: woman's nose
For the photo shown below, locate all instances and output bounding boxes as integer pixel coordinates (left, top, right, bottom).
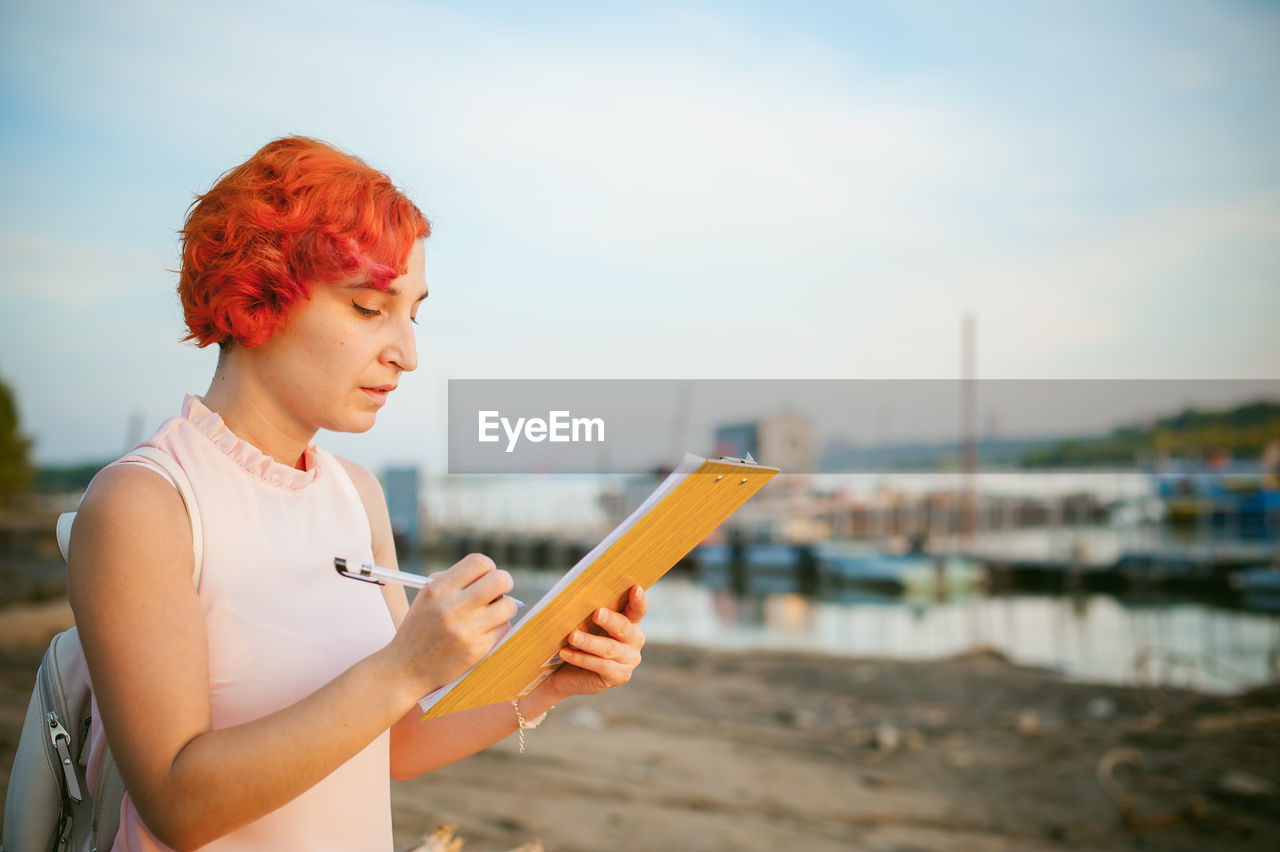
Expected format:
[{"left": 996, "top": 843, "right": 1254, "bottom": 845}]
[{"left": 385, "top": 317, "right": 418, "bottom": 372}]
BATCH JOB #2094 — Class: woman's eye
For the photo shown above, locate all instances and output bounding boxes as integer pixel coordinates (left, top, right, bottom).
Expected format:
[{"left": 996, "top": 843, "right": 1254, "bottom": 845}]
[
  {"left": 352, "top": 301, "right": 379, "bottom": 318},
  {"left": 410, "top": 314, "right": 420, "bottom": 326}
]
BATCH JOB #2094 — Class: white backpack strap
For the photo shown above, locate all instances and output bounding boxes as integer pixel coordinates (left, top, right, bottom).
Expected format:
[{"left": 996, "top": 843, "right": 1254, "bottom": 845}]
[
  {"left": 55, "top": 512, "right": 76, "bottom": 563},
  {"left": 56, "top": 446, "right": 204, "bottom": 589},
  {"left": 126, "top": 446, "right": 203, "bottom": 589}
]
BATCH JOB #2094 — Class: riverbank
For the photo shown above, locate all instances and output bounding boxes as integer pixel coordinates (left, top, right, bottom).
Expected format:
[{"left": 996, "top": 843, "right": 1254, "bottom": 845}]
[{"left": 1, "top": 601, "right": 1277, "bottom": 850}]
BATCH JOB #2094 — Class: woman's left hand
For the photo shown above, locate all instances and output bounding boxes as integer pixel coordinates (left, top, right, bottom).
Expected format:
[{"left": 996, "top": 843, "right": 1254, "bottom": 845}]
[{"left": 547, "top": 585, "right": 647, "bottom": 699}]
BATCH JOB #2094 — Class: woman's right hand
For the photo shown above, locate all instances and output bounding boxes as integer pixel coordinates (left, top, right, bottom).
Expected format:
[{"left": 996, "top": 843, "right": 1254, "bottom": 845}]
[{"left": 382, "top": 553, "right": 517, "bottom": 698}]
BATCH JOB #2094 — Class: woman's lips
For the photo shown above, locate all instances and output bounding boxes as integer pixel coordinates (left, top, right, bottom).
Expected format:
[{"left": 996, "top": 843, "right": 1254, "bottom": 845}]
[{"left": 361, "top": 386, "right": 393, "bottom": 404}]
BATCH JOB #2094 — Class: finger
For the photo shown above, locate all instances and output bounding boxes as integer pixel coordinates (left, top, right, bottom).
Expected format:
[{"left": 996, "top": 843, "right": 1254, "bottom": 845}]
[
  {"left": 623, "top": 585, "right": 648, "bottom": 623},
  {"left": 568, "top": 629, "right": 640, "bottom": 663},
  {"left": 435, "top": 552, "right": 497, "bottom": 592},
  {"left": 592, "top": 607, "right": 639, "bottom": 643},
  {"left": 476, "top": 596, "right": 519, "bottom": 632},
  {"left": 465, "top": 568, "right": 514, "bottom": 603},
  {"left": 558, "top": 647, "right": 634, "bottom": 684}
]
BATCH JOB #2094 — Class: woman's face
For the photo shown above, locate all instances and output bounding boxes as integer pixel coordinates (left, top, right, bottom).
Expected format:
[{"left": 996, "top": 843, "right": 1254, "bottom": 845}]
[{"left": 250, "top": 239, "right": 427, "bottom": 437}]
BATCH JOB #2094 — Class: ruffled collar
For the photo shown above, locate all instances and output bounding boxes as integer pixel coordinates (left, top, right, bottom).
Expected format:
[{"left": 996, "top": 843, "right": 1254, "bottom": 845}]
[{"left": 182, "top": 395, "right": 320, "bottom": 491}]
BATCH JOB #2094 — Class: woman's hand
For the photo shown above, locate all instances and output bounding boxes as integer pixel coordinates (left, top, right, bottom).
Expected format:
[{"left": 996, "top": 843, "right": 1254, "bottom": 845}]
[
  {"left": 547, "top": 584, "right": 648, "bottom": 699},
  {"left": 383, "top": 553, "right": 518, "bottom": 700}
]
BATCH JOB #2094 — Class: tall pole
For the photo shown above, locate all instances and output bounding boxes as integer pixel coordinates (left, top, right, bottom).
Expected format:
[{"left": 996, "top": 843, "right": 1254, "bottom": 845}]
[
  {"left": 962, "top": 314, "right": 980, "bottom": 648},
  {"left": 962, "top": 314, "right": 977, "bottom": 543}
]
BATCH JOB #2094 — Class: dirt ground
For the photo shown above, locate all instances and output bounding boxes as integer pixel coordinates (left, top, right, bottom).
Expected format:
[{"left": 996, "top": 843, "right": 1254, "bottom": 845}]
[{"left": 1, "top": 600, "right": 1278, "bottom": 852}]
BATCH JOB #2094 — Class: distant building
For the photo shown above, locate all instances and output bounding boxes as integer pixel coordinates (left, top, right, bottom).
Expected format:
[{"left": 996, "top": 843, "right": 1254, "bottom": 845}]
[
  {"left": 713, "top": 414, "right": 815, "bottom": 474},
  {"left": 381, "top": 466, "right": 421, "bottom": 548}
]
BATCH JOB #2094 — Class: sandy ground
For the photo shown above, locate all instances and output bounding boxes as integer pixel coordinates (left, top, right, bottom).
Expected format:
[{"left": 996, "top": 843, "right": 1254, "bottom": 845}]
[{"left": 1, "top": 599, "right": 1278, "bottom": 851}]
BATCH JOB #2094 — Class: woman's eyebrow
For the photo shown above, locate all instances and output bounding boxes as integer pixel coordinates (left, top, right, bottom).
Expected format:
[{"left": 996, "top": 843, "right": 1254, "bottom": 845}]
[
  {"left": 341, "top": 280, "right": 386, "bottom": 293},
  {"left": 340, "top": 280, "right": 427, "bottom": 301}
]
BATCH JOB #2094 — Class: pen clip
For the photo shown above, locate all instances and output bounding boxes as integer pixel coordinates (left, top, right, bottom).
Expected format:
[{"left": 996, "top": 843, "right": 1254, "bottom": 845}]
[{"left": 334, "top": 557, "right": 385, "bottom": 585}]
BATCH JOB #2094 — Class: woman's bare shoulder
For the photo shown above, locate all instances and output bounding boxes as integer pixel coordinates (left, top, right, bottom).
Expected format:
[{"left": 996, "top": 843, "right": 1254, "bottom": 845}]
[
  {"left": 68, "top": 462, "right": 194, "bottom": 571},
  {"left": 78, "top": 460, "right": 189, "bottom": 512}
]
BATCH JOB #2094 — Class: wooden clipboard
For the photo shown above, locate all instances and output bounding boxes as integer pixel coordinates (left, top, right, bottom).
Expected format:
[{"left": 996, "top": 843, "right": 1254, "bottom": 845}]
[{"left": 418, "top": 453, "right": 779, "bottom": 719}]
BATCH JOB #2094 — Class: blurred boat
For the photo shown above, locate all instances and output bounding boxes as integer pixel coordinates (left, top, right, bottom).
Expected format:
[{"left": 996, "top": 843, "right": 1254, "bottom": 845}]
[
  {"left": 1230, "top": 565, "right": 1280, "bottom": 612},
  {"left": 812, "top": 541, "right": 982, "bottom": 597},
  {"left": 694, "top": 540, "right": 982, "bottom": 597},
  {"left": 693, "top": 541, "right": 816, "bottom": 594},
  {"left": 1154, "top": 463, "right": 1280, "bottom": 535}
]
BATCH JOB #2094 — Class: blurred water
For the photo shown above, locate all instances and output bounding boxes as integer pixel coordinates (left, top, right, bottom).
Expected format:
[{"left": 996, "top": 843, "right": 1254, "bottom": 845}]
[
  {"left": 634, "top": 580, "right": 1279, "bottom": 694},
  {"left": 410, "top": 560, "right": 1280, "bottom": 695}
]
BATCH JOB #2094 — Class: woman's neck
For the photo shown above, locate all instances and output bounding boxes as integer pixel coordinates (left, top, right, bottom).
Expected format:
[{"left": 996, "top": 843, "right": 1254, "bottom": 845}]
[{"left": 202, "top": 357, "right": 314, "bottom": 470}]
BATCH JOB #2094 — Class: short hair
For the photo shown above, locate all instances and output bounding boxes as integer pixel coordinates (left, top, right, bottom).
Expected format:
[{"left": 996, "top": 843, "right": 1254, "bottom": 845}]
[{"left": 179, "top": 136, "right": 430, "bottom": 348}]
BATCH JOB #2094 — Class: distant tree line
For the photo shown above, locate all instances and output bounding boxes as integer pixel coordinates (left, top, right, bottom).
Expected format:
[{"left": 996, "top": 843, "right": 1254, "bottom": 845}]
[
  {"left": 1021, "top": 399, "right": 1280, "bottom": 468},
  {"left": 0, "top": 378, "right": 34, "bottom": 503},
  {"left": 32, "top": 461, "right": 113, "bottom": 492},
  {"left": 2, "top": 377, "right": 114, "bottom": 498}
]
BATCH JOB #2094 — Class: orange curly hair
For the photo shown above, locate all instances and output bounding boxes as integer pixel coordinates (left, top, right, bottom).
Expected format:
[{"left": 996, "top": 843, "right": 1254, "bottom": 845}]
[{"left": 179, "top": 137, "right": 430, "bottom": 348}]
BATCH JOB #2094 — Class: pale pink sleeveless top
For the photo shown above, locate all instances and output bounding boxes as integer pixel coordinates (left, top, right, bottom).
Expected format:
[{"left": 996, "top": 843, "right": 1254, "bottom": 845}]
[{"left": 84, "top": 395, "right": 397, "bottom": 851}]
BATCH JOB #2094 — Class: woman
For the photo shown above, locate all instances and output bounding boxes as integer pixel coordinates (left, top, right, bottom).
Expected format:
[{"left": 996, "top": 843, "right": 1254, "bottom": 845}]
[{"left": 68, "top": 136, "right": 646, "bottom": 851}]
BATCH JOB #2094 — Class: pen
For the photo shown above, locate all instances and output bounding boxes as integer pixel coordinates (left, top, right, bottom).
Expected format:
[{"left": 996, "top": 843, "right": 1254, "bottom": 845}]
[{"left": 334, "top": 557, "right": 525, "bottom": 607}]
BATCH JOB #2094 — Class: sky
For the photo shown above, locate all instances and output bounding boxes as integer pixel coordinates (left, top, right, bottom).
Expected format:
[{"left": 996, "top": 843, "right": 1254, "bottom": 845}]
[{"left": 0, "top": 0, "right": 1277, "bottom": 471}]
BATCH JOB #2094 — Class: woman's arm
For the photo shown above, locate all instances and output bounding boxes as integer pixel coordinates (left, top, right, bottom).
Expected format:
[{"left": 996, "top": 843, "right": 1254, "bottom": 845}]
[
  {"left": 340, "top": 459, "right": 646, "bottom": 780},
  {"left": 382, "top": 585, "right": 647, "bottom": 779},
  {"left": 69, "top": 464, "right": 514, "bottom": 852}
]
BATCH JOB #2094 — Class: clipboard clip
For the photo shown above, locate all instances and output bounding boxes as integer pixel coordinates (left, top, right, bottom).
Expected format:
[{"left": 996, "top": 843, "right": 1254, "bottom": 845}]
[{"left": 716, "top": 452, "right": 758, "bottom": 465}]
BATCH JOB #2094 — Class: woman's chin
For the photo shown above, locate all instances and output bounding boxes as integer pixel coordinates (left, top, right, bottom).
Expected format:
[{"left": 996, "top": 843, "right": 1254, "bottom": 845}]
[{"left": 329, "top": 412, "right": 379, "bottom": 435}]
